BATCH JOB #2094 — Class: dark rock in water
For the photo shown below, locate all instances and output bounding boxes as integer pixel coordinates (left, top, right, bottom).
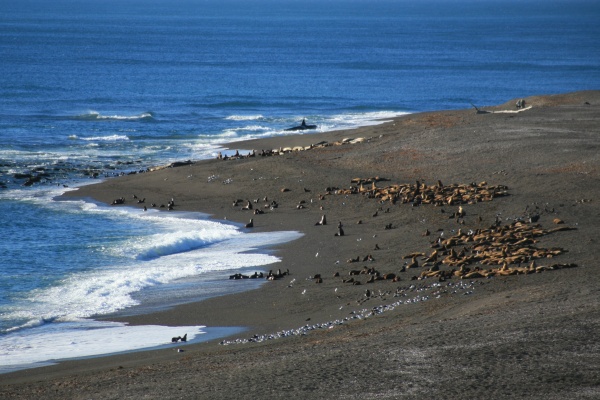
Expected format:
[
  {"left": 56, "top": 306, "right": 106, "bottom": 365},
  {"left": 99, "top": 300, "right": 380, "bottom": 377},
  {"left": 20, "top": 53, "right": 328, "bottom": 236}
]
[
  {"left": 4, "top": 157, "right": 154, "bottom": 190},
  {"left": 23, "top": 175, "right": 42, "bottom": 186},
  {"left": 83, "top": 170, "right": 96, "bottom": 176}
]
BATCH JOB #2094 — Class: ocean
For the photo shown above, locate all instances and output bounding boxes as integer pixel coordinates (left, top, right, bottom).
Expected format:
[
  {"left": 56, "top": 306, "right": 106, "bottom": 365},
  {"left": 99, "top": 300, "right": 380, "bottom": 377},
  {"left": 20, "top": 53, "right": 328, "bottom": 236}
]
[{"left": 1, "top": 0, "right": 599, "bottom": 373}]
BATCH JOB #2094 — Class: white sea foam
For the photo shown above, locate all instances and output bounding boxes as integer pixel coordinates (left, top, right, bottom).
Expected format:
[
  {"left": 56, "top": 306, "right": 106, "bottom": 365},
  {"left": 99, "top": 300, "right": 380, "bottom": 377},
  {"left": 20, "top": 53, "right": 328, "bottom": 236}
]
[
  {"left": 225, "top": 114, "right": 264, "bottom": 121},
  {"left": 197, "top": 130, "right": 239, "bottom": 141},
  {"left": 79, "top": 134, "right": 130, "bottom": 141},
  {"left": 0, "top": 185, "right": 72, "bottom": 203},
  {"left": 0, "top": 321, "right": 207, "bottom": 373},
  {"left": 220, "top": 125, "right": 270, "bottom": 137},
  {"left": 76, "top": 111, "right": 154, "bottom": 121},
  {"left": 324, "top": 110, "right": 408, "bottom": 130},
  {"left": 135, "top": 231, "right": 234, "bottom": 260}
]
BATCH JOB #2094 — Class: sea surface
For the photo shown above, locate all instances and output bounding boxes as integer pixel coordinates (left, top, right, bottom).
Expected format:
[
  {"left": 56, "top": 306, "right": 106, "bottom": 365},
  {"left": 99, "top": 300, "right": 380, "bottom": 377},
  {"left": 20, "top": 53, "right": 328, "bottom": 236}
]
[{"left": 1, "top": 0, "right": 599, "bottom": 373}]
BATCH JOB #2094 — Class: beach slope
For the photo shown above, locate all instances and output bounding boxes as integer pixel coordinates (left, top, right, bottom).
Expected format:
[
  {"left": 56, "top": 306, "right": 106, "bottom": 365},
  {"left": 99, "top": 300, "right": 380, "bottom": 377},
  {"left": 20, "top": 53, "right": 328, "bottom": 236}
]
[{"left": 2, "top": 91, "right": 599, "bottom": 399}]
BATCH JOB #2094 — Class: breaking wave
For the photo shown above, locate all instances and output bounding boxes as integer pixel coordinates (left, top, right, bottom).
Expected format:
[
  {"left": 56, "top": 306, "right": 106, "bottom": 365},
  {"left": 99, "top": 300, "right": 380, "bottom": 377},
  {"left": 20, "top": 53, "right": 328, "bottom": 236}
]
[{"left": 73, "top": 111, "right": 155, "bottom": 121}]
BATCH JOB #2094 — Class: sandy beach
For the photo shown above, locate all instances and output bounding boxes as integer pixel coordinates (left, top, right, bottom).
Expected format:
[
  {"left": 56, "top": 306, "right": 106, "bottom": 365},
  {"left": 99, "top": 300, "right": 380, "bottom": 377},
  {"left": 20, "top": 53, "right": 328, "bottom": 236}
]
[{"left": 2, "top": 91, "right": 599, "bottom": 399}]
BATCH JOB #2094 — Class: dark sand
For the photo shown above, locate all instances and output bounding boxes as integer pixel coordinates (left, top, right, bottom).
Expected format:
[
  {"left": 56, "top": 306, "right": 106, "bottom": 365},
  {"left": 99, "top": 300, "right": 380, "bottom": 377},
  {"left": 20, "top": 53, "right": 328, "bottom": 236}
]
[{"left": 2, "top": 92, "right": 599, "bottom": 399}]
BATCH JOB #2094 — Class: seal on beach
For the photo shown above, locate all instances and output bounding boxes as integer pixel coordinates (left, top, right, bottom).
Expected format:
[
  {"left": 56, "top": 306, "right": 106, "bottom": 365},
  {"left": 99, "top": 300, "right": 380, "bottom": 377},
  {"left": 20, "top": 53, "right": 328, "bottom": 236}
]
[
  {"left": 250, "top": 271, "right": 264, "bottom": 279},
  {"left": 315, "top": 215, "right": 327, "bottom": 226},
  {"left": 267, "top": 269, "right": 289, "bottom": 280},
  {"left": 406, "top": 257, "right": 419, "bottom": 269},
  {"left": 171, "top": 333, "right": 187, "bottom": 343}
]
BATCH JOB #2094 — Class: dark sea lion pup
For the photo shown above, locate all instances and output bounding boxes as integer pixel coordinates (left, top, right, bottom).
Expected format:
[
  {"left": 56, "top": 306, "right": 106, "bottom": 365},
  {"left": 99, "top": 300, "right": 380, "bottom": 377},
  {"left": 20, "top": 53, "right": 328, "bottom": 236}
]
[
  {"left": 335, "top": 221, "right": 345, "bottom": 236},
  {"left": 171, "top": 333, "right": 187, "bottom": 343}
]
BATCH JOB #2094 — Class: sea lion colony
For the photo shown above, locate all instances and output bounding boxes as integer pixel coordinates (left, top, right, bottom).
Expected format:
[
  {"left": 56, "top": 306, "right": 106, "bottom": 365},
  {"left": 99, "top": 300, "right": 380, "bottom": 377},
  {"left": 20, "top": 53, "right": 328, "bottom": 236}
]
[
  {"left": 217, "top": 174, "right": 578, "bottom": 346},
  {"left": 224, "top": 171, "right": 577, "bottom": 284},
  {"left": 332, "top": 178, "right": 508, "bottom": 206},
  {"left": 317, "top": 177, "right": 574, "bottom": 276},
  {"left": 321, "top": 177, "right": 577, "bottom": 283},
  {"left": 112, "top": 145, "right": 579, "bottom": 286},
  {"left": 361, "top": 219, "right": 578, "bottom": 283}
]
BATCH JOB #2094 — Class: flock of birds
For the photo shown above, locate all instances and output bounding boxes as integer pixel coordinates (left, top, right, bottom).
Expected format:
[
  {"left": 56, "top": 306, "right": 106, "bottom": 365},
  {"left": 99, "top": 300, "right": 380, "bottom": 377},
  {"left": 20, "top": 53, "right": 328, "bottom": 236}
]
[{"left": 219, "top": 280, "right": 479, "bottom": 346}]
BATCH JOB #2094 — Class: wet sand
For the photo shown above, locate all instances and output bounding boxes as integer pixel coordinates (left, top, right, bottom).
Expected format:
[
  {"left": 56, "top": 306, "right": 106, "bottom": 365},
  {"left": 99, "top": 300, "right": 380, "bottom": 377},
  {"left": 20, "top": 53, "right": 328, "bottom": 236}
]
[{"left": 2, "top": 91, "right": 599, "bottom": 399}]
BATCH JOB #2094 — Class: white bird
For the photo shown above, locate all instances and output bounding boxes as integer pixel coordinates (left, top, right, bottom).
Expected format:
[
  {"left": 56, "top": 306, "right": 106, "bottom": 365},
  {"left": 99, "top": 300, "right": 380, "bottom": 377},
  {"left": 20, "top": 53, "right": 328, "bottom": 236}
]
[
  {"left": 315, "top": 252, "right": 319, "bottom": 257},
  {"left": 302, "top": 289, "right": 307, "bottom": 295}
]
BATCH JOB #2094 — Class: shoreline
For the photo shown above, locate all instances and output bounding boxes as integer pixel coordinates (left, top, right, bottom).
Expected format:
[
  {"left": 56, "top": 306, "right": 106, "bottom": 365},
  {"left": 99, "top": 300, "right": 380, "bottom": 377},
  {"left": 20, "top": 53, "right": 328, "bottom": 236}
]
[{"left": 2, "top": 91, "right": 599, "bottom": 399}]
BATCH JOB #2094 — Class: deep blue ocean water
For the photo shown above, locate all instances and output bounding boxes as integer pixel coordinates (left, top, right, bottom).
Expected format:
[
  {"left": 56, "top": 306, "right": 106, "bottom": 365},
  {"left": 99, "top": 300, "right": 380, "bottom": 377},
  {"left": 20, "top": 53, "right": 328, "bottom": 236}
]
[{"left": 1, "top": 0, "right": 599, "bottom": 372}]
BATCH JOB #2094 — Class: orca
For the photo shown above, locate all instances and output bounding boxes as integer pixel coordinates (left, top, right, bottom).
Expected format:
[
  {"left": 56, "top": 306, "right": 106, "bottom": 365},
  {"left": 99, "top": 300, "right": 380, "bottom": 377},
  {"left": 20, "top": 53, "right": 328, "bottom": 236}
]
[{"left": 285, "top": 119, "right": 317, "bottom": 131}]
